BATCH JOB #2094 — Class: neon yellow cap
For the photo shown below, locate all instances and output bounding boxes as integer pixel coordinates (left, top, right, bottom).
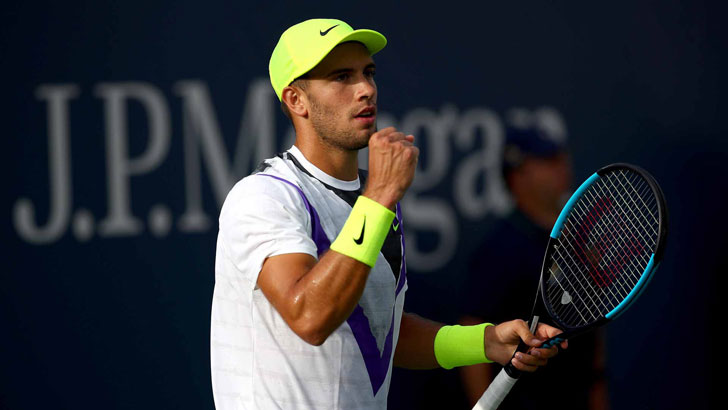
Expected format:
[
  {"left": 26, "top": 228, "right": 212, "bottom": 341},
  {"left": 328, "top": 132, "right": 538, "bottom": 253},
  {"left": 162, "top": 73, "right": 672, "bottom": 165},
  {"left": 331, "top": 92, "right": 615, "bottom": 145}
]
[{"left": 269, "top": 18, "right": 387, "bottom": 101}]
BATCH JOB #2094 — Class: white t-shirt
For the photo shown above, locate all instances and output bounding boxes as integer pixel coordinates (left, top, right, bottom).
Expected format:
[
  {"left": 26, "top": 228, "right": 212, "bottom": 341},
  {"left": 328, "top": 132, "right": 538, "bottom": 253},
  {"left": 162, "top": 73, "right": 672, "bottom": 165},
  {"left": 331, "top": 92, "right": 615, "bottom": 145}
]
[{"left": 211, "top": 146, "right": 408, "bottom": 410}]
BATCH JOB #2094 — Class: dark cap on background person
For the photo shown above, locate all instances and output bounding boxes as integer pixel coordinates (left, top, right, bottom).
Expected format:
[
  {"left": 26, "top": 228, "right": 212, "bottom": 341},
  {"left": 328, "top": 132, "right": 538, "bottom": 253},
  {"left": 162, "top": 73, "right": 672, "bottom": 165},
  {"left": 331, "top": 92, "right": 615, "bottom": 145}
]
[{"left": 501, "top": 126, "right": 567, "bottom": 178}]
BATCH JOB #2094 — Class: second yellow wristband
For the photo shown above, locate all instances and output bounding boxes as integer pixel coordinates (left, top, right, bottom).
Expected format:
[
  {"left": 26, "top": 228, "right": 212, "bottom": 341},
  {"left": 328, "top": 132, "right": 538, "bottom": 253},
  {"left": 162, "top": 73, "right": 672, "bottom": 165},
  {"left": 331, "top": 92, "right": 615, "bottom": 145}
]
[{"left": 434, "top": 323, "right": 495, "bottom": 369}]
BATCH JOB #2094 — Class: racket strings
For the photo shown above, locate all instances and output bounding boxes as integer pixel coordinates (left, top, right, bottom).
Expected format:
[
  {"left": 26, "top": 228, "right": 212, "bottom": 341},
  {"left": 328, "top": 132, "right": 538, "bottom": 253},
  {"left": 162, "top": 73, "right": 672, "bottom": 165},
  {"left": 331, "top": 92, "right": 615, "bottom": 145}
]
[
  {"left": 596, "top": 174, "right": 658, "bottom": 279},
  {"left": 582, "top": 180, "right": 651, "bottom": 286},
  {"left": 619, "top": 170, "right": 659, "bottom": 227},
  {"left": 557, "top": 197, "right": 639, "bottom": 308},
  {"left": 606, "top": 174, "right": 658, "bottom": 242},
  {"left": 546, "top": 259, "right": 600, "bottom": 324},
  {"left": 554, "top": 175, "right": 656, "bottom": 321},
  {"left": 552, "top": 219, "right": 618, "bottom": 305},
  {"left": 551, "top": 208, "right": 639, "bottom": 321},
  {"left": 554, "top": 195, "right": 651, "bottom": 322},
  {"left": 545, "top": 169, "right": 659, "bottom": 328},
  {"left": 550, "top": 227, "right": 637, "bottom": 326},
  {"left": 549, "top": 232, "right": 613, "bottom": 322}
]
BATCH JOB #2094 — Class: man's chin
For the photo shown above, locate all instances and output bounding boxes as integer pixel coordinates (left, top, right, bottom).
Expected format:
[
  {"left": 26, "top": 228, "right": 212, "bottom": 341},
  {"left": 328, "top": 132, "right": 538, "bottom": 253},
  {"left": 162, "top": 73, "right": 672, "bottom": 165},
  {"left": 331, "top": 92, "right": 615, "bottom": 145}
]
[
  {"left": 356, "top": 126, "right": 377, "bottom": 149},
  {"left": 366, "top": 124, "right": 377, "bottom": 137},
  {"left": 350, "top": 138, "right": 370, "bottom": 151}
]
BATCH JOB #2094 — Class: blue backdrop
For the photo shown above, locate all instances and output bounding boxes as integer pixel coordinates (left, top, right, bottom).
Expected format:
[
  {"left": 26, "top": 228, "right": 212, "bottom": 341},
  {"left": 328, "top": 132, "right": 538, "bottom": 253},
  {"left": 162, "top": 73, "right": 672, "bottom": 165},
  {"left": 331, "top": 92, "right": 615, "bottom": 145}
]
[{"left": 3, "top": 1, "right": 725, "bottom": 409}]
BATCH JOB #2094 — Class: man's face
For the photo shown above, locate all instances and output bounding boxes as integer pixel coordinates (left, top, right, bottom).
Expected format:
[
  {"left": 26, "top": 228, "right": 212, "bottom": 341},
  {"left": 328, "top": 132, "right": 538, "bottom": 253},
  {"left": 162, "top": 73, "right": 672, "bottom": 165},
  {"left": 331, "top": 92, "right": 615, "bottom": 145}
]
[
  {"left": 301, "top": 42, "right": 377, "bottom": 151},
  {"left": 517, "top": 152, "right": 573, "bottom": 210}
]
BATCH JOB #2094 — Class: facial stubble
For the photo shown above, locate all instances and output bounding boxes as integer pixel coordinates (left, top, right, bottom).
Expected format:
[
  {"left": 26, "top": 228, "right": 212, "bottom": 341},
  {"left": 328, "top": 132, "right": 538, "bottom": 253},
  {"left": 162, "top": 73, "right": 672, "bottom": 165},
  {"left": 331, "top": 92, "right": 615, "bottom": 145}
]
[{"left": 308, "top": 94, "right": 375, "bottom": 152}]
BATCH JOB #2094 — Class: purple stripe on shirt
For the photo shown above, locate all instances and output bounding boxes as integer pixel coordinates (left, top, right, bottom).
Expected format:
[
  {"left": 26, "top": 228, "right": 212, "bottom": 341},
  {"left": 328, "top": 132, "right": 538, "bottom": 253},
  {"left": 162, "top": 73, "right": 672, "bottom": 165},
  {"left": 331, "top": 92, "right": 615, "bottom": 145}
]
[
  {"left": 345, "top": 305, "right": 396, "bottom": 396},
  {"left": 256, "top": 173, "right": 331, "bottom": 255}
]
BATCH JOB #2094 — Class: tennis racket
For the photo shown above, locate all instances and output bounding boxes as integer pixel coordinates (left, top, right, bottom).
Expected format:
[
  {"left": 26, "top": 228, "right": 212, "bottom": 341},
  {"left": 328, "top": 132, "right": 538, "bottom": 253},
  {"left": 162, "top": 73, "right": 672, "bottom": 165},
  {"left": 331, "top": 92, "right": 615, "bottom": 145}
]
[{"left": 473, "top": 163, "right": 668, "bottom": 410}]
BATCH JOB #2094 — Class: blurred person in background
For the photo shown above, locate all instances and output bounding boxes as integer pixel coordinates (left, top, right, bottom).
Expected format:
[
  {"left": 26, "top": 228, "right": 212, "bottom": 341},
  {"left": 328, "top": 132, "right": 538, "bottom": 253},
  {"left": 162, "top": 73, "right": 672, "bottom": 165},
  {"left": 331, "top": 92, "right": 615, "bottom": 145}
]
[{"left": 458, "top": 126, "right": 609, "bottom": 409}]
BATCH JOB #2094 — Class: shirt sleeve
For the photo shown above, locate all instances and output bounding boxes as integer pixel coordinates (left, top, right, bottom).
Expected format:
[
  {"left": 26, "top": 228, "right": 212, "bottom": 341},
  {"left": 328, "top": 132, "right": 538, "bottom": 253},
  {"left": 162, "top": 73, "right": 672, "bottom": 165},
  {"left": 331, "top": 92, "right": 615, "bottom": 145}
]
[{"left": 217, "top": 175, "right": 318, "bottom": 291}]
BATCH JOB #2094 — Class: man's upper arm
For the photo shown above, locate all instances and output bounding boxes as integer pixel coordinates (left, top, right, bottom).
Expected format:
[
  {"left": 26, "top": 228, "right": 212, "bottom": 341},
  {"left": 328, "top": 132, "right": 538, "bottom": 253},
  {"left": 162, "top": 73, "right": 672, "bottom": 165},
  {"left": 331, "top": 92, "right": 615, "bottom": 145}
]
[
  {"left": 256, "top": 252, "right": 317, "bottom": 319},
  {"left": 218, "top": 176, "right": 318, "bottom": 290}
]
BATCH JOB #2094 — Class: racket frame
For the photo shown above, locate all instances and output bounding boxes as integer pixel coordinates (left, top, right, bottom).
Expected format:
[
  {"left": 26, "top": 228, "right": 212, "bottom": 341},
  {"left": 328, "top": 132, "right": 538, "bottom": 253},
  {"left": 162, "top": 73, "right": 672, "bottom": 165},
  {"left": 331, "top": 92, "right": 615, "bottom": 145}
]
[
  {"left": 476, "top": 163, "right": 668, "bottom": 409},
  {"left": 504, "top": 163, "right": 668, "bottom": 376}
]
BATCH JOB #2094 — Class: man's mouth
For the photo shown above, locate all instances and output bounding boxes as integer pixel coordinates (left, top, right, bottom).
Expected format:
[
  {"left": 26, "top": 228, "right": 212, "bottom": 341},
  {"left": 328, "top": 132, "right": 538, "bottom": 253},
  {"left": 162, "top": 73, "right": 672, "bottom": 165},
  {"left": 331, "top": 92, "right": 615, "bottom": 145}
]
[
  {"left": 354, "top": 106, "right": 376, "bottom": 118},
  {"left": 354, "top": 107, "right": 376, "bottom": 125}
]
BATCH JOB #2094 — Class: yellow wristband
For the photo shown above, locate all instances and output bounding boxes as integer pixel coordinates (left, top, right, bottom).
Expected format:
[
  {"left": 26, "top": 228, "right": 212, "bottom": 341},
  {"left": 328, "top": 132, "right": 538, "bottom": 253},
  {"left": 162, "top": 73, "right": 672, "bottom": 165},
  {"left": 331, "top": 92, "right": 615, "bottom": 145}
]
[
  {"left": 434, "top": 323, "right": 495, "bottom": 369},
  {"left": 329, "top": 196, "right": 395, "bottom": 267}
]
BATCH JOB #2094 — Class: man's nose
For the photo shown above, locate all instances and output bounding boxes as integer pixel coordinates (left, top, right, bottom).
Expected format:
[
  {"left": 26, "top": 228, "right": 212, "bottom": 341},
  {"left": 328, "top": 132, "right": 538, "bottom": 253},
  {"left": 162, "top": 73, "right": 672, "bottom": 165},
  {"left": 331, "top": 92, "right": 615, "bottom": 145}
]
[{"left": 355, "top": 75, "right": 376, "bottom": 101}]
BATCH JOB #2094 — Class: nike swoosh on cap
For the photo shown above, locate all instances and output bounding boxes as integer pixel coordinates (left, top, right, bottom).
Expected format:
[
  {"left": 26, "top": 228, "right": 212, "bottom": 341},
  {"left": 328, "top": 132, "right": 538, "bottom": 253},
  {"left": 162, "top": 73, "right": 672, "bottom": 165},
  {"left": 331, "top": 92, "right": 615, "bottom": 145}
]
[{"left": 320, "top": 24, "right": 339, "bottom": 36}]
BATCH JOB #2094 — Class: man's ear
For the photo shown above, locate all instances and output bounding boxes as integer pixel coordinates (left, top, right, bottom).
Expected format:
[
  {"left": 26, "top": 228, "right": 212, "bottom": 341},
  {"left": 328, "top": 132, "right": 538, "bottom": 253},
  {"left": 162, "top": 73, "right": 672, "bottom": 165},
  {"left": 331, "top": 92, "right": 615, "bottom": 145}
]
[{"left": 281, "top": 86, "right": 308, "bottom": 118}]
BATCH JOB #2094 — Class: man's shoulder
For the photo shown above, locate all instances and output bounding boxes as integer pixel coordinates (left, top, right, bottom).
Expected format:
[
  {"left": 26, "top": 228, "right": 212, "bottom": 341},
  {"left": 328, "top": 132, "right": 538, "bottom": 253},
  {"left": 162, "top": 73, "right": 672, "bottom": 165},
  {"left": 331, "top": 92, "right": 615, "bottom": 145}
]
[
  {"left": 230, "top": 154, "right": 301, "bottom": 194},
  {"left": 220, "top": 156, "right": 306, "bottom": 216}
]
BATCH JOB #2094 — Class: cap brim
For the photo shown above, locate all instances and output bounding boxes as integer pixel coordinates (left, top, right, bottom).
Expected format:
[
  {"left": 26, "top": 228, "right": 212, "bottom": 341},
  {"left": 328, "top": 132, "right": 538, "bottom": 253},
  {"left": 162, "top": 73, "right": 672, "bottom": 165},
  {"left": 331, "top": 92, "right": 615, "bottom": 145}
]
[
  {"left": 295, "top": 29, "right": 387, "bottom": 81},
  {"left": 339, "top": 29, "right": 387, "bottom": 56}
]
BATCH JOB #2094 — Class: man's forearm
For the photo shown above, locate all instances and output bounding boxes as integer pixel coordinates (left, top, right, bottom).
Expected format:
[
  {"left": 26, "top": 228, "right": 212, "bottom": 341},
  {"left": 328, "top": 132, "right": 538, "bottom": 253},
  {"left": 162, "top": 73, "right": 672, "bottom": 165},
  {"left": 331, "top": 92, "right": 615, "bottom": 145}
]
[
  {"left": 459, "top": 315, "right": 495, "bottom": 406},
  {"left": 393, "top": 315, "right": 563, "bottom": 372},
  {"left": 393, "top": 312, "right": 443, "bottom": 369}
]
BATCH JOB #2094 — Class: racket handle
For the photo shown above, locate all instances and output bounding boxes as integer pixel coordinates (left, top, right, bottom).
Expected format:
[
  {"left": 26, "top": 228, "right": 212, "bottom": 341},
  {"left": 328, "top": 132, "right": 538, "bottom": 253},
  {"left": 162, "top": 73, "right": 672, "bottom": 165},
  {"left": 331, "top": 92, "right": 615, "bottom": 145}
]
[
  {"left": 502, "top": 339, "right": 530, "bottom": 379},
  {"left": 472, "top": 368, "right": 518, "bottom": 410}
]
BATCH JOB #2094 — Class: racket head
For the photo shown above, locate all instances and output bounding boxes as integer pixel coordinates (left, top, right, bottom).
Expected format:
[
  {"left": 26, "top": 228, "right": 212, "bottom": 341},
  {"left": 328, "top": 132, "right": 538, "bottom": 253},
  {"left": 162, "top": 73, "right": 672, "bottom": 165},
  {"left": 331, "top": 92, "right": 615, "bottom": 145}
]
[{"left": 538, "top": 163, "right": 668, "bottom": 336}]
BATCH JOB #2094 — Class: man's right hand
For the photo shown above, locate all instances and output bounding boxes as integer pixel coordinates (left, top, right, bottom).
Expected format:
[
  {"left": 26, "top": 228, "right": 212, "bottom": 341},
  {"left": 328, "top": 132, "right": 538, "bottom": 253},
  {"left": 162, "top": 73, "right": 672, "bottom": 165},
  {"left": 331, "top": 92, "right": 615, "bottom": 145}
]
[{"left": 363, "top": 127, "right": 419, "bottom": 209}]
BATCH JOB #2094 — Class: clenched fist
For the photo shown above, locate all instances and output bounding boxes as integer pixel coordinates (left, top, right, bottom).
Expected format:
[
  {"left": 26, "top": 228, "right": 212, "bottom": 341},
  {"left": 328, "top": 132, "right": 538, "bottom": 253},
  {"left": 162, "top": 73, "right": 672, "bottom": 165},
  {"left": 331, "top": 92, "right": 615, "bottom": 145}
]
[{"left": 363, "top": 127, "right": 419, "bottom": 209}]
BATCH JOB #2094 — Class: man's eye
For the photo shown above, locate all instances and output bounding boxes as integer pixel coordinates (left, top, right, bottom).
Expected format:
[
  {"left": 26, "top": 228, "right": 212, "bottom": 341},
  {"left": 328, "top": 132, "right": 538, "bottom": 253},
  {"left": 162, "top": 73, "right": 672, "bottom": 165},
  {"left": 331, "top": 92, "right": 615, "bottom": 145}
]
[
  {"left": 366, "top": 70, "right": 376, "bottom": 78},
  {"left": 336, "top": 73, "right": 349, "bottom": 81}
]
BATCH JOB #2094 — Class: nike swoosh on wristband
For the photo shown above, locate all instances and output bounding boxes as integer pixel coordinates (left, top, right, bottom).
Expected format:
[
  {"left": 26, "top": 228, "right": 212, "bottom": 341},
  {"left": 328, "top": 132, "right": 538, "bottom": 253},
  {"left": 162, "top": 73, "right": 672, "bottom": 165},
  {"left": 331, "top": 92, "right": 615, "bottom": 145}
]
[
  {"left": 320, "top": 24, "right": 338, "bottom": 36},
  {"left": 354, "top": 216, "right": 366, "bottom": 245}
]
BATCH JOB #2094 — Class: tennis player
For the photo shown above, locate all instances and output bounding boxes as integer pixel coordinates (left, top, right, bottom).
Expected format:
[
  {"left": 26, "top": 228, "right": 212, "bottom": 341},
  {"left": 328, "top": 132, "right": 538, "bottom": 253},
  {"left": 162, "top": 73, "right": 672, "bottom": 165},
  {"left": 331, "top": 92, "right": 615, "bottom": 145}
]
[{"left": 210, "top": 19, "right": 565, "bottom": 410}]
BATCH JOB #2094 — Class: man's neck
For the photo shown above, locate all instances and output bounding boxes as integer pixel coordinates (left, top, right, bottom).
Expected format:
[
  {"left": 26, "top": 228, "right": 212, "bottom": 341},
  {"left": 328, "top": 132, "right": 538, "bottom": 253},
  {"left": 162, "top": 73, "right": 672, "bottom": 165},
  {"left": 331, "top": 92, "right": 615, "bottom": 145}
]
[
  {"left": 294, "top": 137, "right": 360, "bottom": 182},
  {"left": 516, "top": 197, "right": 560, "bottom": 232}
]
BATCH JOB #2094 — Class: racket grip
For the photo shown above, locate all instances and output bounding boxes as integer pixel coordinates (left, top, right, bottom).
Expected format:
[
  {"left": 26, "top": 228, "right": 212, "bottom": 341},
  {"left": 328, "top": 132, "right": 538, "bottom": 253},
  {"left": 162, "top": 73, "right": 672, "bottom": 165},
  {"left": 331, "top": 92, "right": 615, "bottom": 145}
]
[
  {"left": 538, "top": 334, "right": 566, "bottom": 349},
  {"left": 503, "top": 339, "right": 530, "bottom": 378},
  {"left": 472, "top": 368, "right": 518, "bottom": 410}
]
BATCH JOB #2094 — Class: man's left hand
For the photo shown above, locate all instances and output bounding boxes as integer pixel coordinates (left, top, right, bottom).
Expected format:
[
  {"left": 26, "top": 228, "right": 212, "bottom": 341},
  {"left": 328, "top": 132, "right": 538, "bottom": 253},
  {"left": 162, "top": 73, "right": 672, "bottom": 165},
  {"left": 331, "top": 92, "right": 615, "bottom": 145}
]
[{"left": 484, "top": 319, "right": 567, "bottom": 372}]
